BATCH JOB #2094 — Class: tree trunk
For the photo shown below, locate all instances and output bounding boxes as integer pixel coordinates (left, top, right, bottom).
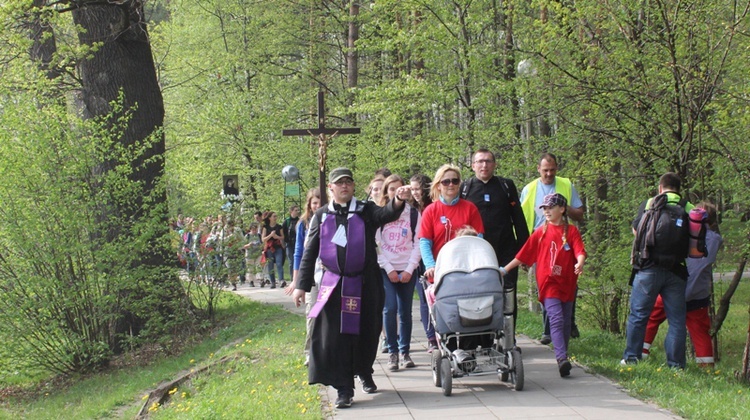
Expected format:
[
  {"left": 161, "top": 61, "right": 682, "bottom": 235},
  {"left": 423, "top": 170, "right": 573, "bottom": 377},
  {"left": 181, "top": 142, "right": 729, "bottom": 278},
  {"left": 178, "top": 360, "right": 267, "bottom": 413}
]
[
  {"left": 71, "top": 1, "right": 184, "bottom": 350},
  {"left": 712, "top": 253, "right": 748, "bottom": 336},
  {"left": 347, "top": 1, "right": 359, "bottom": 91},
  {"left": 27, "top": 0, "right": 62, "bottom": 81},
  {"left": 740, "top": 303, "right": 750, "bottom": 383}
]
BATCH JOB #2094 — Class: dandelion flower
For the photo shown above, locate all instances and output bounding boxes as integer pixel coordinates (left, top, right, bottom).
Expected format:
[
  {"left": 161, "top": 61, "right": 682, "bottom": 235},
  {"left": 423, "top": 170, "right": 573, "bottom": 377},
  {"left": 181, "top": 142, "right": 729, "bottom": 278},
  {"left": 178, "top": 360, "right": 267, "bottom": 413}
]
[
  {"left": 142, "top": 394, "right": 149, "bottom": 400},
  {"left": 169, "top": 387, "right": 178, "bottom": 395}
]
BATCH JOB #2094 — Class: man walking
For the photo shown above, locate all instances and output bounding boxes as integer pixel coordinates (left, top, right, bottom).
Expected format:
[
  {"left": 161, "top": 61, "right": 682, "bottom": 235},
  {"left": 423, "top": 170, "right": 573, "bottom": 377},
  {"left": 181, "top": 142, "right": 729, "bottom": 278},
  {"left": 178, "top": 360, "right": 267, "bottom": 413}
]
[
  {"left": 282, "top": 205, "right": 300, "bottom": 281},
  {"left": 622, "top": 172, "right": 692, "bottom": 368},
  {"left": 461, "top": 149, "right": 528, "bottom": 331},
  {"left": 520, "top": 153, "right": 584, "bottom": 343},
  {"left": 292, "top": 167, "right": 412, "bottom": 409}
]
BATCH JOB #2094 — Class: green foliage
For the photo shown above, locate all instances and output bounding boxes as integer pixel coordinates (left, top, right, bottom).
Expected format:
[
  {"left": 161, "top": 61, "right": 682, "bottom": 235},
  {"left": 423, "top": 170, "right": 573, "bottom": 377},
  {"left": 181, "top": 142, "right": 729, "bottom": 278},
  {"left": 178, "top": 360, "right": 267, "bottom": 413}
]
[{"left": 0, "top": 88, "right": 186, "bottom": 375}]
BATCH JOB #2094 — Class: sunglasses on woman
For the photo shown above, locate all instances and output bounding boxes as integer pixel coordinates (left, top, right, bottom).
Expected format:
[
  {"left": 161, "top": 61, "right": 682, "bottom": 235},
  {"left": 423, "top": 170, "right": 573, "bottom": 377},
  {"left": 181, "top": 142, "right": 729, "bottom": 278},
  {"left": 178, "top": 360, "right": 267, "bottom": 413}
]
[{"left": 440, "top": 178, "right": 460, "bottom": 186}]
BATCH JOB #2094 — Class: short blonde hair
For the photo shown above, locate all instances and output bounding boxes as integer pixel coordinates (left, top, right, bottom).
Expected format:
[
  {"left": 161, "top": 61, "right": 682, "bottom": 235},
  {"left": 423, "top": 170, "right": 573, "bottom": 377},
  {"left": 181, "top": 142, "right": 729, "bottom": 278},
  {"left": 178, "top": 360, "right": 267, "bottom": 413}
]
[
  {"left": 430, "top": 164, "right": 461, "bottom": 202},
  {"left": 455, "top": 226, "right": 478, "bottom": 237}
]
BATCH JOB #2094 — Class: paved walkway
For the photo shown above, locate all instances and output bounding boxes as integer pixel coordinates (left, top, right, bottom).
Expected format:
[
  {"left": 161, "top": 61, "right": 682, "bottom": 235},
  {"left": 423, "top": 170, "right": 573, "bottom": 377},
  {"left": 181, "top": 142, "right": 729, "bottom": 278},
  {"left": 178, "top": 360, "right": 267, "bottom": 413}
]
[{"left": 233, "top": 284, "right": 680, "bottom": 419}]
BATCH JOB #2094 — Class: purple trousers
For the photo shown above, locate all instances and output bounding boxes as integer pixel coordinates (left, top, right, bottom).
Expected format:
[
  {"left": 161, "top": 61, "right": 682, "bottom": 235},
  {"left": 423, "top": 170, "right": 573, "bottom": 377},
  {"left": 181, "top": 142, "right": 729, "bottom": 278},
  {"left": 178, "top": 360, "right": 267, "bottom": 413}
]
[{"left": 543, "top": 298, "right": 573, "bottom": 361}]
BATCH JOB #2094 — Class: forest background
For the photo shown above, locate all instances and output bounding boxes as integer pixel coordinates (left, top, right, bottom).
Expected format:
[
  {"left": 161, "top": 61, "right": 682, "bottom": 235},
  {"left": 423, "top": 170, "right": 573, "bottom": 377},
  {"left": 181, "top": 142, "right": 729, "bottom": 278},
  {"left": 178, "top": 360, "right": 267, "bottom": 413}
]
[{"left": 1, "top": 0, "right": 750, "bottom": 406}]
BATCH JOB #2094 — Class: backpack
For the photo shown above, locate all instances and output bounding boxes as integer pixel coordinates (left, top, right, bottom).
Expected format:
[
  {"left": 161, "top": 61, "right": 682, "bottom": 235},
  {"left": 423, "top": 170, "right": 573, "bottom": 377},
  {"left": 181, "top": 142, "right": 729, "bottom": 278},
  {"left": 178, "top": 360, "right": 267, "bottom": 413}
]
[
  {"left": 631, "top": 193, "right": 689, "bottom": 269},
  {"left": 688, "top": 208, "right": 708, "bottom": 258}
]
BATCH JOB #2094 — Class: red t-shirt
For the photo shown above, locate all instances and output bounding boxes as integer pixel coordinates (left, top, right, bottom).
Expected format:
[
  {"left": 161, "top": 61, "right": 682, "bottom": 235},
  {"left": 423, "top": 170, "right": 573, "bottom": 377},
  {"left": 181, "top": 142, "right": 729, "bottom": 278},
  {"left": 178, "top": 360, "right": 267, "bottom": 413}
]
[
  {"left": 419, "top": 198, "right": 485, "bottom": 260},
  {"left": 515, "top": 223, "right": 585, "bottom": 302}
]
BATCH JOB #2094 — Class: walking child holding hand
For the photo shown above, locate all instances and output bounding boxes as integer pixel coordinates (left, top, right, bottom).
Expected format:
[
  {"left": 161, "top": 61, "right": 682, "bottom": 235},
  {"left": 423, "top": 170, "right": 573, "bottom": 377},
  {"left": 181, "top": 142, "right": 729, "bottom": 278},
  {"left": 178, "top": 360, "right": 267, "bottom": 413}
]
[{"left": 500, "top": 193, "right": 586, "bottom": 377}]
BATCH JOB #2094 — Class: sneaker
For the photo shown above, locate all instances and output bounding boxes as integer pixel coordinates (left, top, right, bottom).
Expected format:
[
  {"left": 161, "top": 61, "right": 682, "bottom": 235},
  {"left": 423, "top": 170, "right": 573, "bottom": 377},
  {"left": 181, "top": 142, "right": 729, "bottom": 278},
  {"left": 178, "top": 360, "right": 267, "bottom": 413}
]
[
  {"left": 427, "top": 338, "right": 438, "bottom": 353},
  {"left": 334, "top": 388, "right": 353, "bottom": 409},
  {"left": 388, "top": 353, "right": 399, "bottom": 371},
  {"left": 304, "top": 354, "right": 310, "bottom": 366},
  {"left": 381, "top": 337, "right": 388, "bottom": 353},
  {"left": 571, "top": 325, "right": 580, "bottom": 338},
  {"left": 270, "top": 282, "right": 276, "bottom": 289},
  {"left": 280, "top": 281, "right": 287, "bottom": 288},
  {"left": 558, "top": 358, "right": 572, "bottom": 377},
  {"left": 540, "top": 335, "right": 552, "bottom": 345},
  {"left": 231, "top": 285, "right": 237, "bottom": 291},
  {"left": 249, "top": 281, "right": 254, "bottom": 287},
  {"left": 401, "top": 353, "right": 416, "bottom": 368},
  {"left": 620, "top": 358, "right": 638, "bottom": 366},
  {"left": 358, "top": 374, "right": 377, "bottom": 394}
]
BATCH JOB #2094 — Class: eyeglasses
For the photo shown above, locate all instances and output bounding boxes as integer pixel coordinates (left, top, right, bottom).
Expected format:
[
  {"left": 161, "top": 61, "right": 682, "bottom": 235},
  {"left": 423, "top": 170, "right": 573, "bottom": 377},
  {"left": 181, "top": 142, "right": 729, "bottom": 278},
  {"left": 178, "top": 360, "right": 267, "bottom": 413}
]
[
  {"left": 440, "top": 178, "right": 460, "bottom": 186},
  {"left": 474, "top": 159, "right": 495, "bottom": 165},
  {"left": 334, "top": 178, "right": 354, "bottom": 186}
]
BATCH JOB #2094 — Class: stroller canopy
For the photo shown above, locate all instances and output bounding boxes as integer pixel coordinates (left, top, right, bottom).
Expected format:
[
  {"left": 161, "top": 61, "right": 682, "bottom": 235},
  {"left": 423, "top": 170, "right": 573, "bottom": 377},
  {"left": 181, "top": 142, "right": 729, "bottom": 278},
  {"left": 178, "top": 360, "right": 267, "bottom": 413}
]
[{"left": 434, "top": 236, "right": 500, "bottom": 289}]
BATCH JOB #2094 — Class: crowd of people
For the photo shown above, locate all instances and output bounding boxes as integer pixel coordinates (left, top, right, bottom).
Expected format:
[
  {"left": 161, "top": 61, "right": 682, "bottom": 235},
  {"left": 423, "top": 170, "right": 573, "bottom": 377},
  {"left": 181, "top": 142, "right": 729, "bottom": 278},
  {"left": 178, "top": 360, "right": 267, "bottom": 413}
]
[
  {"left": 172, "top": 207, "right": 302, "bottom": 291},
  {"left": 173, "top": 150, "right": 722, "bottom": 409}
]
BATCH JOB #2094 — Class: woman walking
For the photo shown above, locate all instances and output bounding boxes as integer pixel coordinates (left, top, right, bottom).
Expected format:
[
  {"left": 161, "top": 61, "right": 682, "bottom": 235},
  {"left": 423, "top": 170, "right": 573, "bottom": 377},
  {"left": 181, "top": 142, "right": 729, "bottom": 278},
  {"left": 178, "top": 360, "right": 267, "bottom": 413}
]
[
  {"left": 285, "top": 188, "right": 322, "bottom": 366},
  {"left": 377, "top": 175, "right": 422, "bottom": 371},
  {"left": 261, "top": 211, "right": 285, "bottom": 288},
  {"left": 410, "top": 173, "right": 437, "bottom": 351}
]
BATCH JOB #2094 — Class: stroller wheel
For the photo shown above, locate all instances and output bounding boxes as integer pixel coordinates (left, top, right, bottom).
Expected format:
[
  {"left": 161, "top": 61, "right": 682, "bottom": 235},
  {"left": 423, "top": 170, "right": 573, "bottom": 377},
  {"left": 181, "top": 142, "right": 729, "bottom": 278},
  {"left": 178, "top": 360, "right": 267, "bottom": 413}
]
[
  {"left": 500, "top": 370, "right": 509, "bottom": 382},
  {"left": 509, "top": 348, "right": 524, "bottom": 391},
  {"left": 431, "top": 350, "right": 442, "bottom": 387},
  {"left": 440, "top": 357, "right": 452, "bottom": 396}
]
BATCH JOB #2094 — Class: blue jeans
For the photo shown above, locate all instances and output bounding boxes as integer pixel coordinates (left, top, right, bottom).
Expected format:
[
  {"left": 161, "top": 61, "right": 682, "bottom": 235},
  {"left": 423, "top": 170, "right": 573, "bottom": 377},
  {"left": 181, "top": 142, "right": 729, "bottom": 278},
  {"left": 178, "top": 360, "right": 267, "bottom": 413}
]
[
  {"left": 382, "top": 270, "right": 416, "bottom": 354},
  {"left": 415, "top": 276, "right": 435, "bottom": 341},
  {"left": 267, "top": 247, "right": 285, "bottom": 283},
  {"left": 624, "top": 266, "right": 687, "bottom": 368}
]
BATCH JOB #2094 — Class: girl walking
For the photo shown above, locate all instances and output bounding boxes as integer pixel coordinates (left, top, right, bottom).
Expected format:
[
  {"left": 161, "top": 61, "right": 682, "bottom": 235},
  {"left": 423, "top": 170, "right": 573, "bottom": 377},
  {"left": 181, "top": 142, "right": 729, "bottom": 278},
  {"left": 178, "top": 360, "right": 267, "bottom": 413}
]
[
  {"left": 377, "top": 175, "right": 422, "bottom": 371},
  {"left": 501, "top": 193, "right": 586, "bottom": 377}
]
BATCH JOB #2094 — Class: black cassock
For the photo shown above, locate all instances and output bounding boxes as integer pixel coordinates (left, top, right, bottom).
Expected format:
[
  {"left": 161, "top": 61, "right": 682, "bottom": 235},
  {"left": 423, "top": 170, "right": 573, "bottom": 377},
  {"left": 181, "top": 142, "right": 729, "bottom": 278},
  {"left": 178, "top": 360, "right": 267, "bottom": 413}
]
[{"left": 297, "top": 198, "right": 403, "bottom": 389}]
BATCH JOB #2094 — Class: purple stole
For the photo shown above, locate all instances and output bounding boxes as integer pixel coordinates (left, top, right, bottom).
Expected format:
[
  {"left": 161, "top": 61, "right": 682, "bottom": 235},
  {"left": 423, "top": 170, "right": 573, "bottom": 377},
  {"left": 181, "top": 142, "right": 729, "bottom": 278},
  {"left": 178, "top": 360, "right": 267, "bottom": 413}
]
[{"left": 307, "top": 200, "right": 366, "bottom": 335}]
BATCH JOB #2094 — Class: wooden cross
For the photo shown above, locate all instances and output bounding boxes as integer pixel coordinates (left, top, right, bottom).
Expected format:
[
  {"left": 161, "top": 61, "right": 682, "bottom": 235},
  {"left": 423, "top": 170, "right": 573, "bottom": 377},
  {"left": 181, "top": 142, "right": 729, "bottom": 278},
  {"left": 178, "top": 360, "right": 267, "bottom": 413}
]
[{"left": 283, "top": 91, "right": 360, "bottom": 205}]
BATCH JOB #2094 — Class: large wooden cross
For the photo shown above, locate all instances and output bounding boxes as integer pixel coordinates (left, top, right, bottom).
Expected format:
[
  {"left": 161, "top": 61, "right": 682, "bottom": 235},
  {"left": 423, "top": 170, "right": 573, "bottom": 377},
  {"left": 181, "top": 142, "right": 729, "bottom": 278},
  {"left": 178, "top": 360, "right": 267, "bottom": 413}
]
[{"left": 283, "top": 91, "right": 360, "bottom": 205}]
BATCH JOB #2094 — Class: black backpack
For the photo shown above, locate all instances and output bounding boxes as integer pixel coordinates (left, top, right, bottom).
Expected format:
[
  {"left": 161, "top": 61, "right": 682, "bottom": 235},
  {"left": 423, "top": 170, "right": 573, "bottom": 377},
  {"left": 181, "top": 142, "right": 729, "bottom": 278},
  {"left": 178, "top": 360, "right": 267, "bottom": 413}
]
[{"left": 631, "top": 193, "right": 689, "bottom": 269}]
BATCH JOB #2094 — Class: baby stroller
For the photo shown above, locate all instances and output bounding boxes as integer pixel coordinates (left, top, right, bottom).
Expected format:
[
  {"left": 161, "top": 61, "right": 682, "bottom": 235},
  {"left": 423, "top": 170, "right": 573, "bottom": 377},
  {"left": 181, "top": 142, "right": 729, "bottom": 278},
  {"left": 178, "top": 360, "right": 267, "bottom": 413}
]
[{"left": 425, "top": 236, "right": 523, "bottom": 396}]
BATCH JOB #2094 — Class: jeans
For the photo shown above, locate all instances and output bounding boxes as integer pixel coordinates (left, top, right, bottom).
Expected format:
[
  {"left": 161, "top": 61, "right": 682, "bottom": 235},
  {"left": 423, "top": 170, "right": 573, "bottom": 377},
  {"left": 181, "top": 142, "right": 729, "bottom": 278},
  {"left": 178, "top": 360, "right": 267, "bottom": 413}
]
[
  {"left": 624, "top": 266, "right": 687, "bottom": 368},
  {"left": 267, "top": 247, "right": 285, "bottom": 283},
  {"left": 415, "top": 276, "right": 435, "bottom": 341},
  {"left": 382, "top": 270, "right": 416, "bottom": 354},
  {"left": 543, "top": 298, "right": 573, "bottom": 361}
]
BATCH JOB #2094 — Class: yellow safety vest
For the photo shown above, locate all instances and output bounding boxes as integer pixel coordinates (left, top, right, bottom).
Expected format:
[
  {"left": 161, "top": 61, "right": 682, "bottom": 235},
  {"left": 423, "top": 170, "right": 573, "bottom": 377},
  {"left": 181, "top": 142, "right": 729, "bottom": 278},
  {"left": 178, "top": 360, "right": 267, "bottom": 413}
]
[{"left": 521, "top": 176, "right": 573, "bottom": 234}]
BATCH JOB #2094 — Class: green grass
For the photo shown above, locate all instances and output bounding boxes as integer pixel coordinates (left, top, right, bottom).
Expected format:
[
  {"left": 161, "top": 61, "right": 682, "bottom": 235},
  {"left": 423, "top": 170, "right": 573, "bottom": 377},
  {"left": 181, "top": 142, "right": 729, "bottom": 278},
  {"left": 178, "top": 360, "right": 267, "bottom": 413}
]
[
  {"left": 516, "top": 273, "right": 750, "bottom": 419},
  {"left": 0, "top": 293, "right": 322, "bottom": 419}
]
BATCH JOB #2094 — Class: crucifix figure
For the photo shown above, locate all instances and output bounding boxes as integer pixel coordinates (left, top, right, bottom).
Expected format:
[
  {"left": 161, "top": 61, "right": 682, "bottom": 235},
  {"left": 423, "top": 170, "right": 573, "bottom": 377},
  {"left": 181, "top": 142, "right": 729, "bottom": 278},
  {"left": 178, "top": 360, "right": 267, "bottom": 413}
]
[{"left": 283, "top": 91, "right": 360, "bottom": 205}]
